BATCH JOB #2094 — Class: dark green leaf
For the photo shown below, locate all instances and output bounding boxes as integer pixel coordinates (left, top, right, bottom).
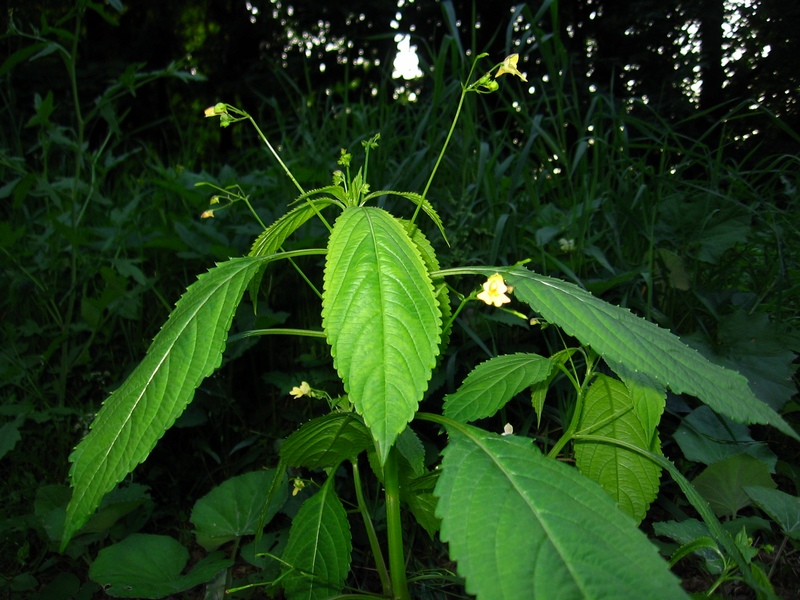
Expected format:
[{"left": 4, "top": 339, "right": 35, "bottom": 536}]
[
  {"left": 88, "top": 534, "right": 232, "bottom": 598},
  {"left": 191, "top": 470, "right": 288, "bottom": 551},
  {"left": 692, "top": 455, "right": 776, "bottom": 518}
]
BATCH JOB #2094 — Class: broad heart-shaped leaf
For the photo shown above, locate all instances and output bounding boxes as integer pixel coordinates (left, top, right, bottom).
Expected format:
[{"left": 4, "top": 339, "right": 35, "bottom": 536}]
[
  {"left": 674, "top": 406, "right": 777, "bottom": 470},
  {"left": 280, "top": 413, "right": 372, "bottom": 469},
  {"left": 443, "top": 353, "right": 553, "bottom": 423},
  {"left": 62, "top": 256, "right": 270, "bottom": 549},
  {"left": 692, "top": 454, "right": 776, "bottom": 519},
  {"left": 190, "top": 470, "right": 288, "bottom": 551},
  {"left": 501, "top": 266, "right": 798, "bottom": 441},
  {"left": 435, "top": 424, "right": 686, "bottom": 600},
  {"left": 743, "top": 486, "right": 800, "bottom": 539},
  {"left": 281, "top": 478, "right": 352, "bottom": 600},
  {"left": 88, "top": 533, "right": 232, "bottom": 598},
  {"left": 574, "top": 374, "right": 662, "bottom": 523},
  {"left": 322, "top": 206, "right": 441, "bottom": 463}
]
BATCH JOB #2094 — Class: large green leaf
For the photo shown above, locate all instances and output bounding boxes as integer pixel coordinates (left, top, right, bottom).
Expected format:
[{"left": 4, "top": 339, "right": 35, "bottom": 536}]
[
  {"left": 190, "top": 470, "right": 288, "bottom": 551},
  {"left": 443, "top": 353, "right": 553, "bottom": 423},
  {"left": 88, "top": 534, "right": 232, "bottom": 598},
  {"left": 692, "top": 455, "right": 776, "bottom": 519},
  {"left": 62, "top": 256, "right": 271, "bottom": 549},
  {"left": 281, "top": 478, "right": 352, "bottom": 600},
  {"left": 434, "top": 423, "right": 685, "bottom": 599},
  {"left": 280, "top": 413, "right": 372, "bottom": 469},
  {"left": 574, "top": 375, "right": 662, "bottom": 523},
  {"left": 502, "top": 266, "right": 797, "bottom": 440},
  {"left": 322, "top": 206, "right": 441, "bottom": 462}
]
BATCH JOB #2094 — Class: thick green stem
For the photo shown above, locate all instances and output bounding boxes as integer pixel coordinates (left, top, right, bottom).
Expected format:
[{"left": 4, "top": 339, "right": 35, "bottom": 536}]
[
  {"left": 384, "top": 447, "right": 410, "bottom": 600},
  {"left": 351, "top": 460, "right": 392, "bottom": 597}
]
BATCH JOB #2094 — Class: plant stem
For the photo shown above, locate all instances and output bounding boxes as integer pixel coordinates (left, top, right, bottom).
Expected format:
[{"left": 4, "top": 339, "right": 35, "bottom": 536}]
[
  {"left": 384, "top": 447, "right": 410, "bottom": 600},
  {"left": 351, "top": 460, "right": 392, "bottom": 597},
  {"left": 412, "top": 55, "right": 485, "bottom": 226}
]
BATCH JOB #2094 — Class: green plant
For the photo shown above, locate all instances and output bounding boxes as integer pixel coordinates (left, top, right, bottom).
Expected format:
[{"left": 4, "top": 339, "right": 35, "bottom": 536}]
[{"left": 58, "top": 52, "right": 797, "bottom": 600}]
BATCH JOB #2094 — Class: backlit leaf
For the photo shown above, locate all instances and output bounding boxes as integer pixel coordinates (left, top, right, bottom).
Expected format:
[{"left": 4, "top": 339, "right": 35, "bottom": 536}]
[
  {"left": 574, "top": 375, "right": 662, "bottom": 523},
  {"left": 322, "top": 207, "right": 440, "bottom": 462},
  {"left": 281, "top": 479, "right": 351, "bottom": 600},
  {"left": 443, "top": 353, "right": 553, "bottom": 423},
  {"left": 63, "top": 256, "right": 270, "bottom": 549},
  {"left": 281, "top": 413, "right": 372, "bottom": 469}
]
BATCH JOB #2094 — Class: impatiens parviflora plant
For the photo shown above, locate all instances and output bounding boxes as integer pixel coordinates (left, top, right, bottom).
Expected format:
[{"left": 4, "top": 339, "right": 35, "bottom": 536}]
[{"left": 60, "top": 54, "right": 794, "bottom": 600}]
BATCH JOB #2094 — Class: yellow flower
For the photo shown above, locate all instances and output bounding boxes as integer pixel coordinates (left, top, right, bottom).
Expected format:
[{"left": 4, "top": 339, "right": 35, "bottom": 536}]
[
  {"left": 291, "top": 478, "right": 306, "bottom": 496},
  {"left": 558, "top": 237, "right": 576, "bottom": 252},
  {"left": 495, "top": 54, "right": 527, "bottom": 82},
  {"left": 477, "top": 273, "right": 512, "bottom": 307},
  {"left": 200, "top": 210, "right": 215, "bottom": 219},
  {"left": 204, "top": 102, "right": 227, "bottom": 117},
  {"left": 290, "top": 381, "right": 311, "bottom": 399}
]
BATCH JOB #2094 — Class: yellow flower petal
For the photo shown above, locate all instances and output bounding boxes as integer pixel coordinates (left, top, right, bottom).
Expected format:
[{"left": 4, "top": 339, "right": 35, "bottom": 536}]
[
  {"left": 495, "top": 54, "right": 528, "bottom": 83},
  {"left": 290, "top": 381, "right": 311, "bottom": 398},
  {"left": 477, "top": 273, "right": 512, "bottom": 307}
]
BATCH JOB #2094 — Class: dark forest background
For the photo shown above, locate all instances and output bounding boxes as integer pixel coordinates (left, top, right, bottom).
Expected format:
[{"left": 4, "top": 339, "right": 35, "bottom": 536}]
[{"left": 5, "top": 0, "right": 799, "bottom": 158}]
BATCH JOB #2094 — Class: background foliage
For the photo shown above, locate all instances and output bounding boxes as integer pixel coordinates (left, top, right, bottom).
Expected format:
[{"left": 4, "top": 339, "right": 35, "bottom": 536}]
[{"left": 1, "top": 0, "right": 798, "bottom": 597}]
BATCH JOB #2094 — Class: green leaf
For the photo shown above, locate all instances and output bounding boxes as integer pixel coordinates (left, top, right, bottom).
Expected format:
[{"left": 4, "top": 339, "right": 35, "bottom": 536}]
[
  {"left": 88, "top": 534, "right": 232, "bottom": 598},
  {"left": 674, "top": 406, "right": 777, "bottom": 471},
  {"left": 365, "top": 190, "right": 448, "bottom": 244},
  {"left": 249, "top": 199, "right": 336, "bottom": 258},
  {"left": 579, "top": 434, "right": 771, "bottom": 594},
  {"left": 743, "top": 486, "right": 800, "bottom": 539},
  {"left": 395, "top": 426, "right": 426, "bottom": 477},
  {"left": 403, "top": 472, "right": 441, "bottom": 538},
  {"left": 434, "top": 423, "right": 686, "bottom": 600},
  {"left": 692, "top": 455, "right": 776, "bottom": 519},
  {"left": 322, "top": 207, "right": 441, "bottom": 462},
  {"left": 191, "top": 470, "right": 288, "bottom": 551},
  {"left": 686, "top": 311, "right": 799, "bottom": 411},
  {"left": 247, "top": 198, "right": 335, "bottom": 303},
  {"left": 280, "top": 413, "right": 372, "bottom": 469},
  {"left": 0, "top": 418, "right": 22, "bottom": 460},
  {"left": 531, "top": 348, "right": 577, "bottom": 427},
  {"left": 615, "top": 364, "right": 665, "bottom": 447},
  {"left": 63, "top": 256, "right": 269, "bottom": 549},
  {"left": 654, "top": 520, "right": 724, "bottom": 573},
  {"left": 403, "top": 221, "right": 452, "bottom": 363},
  {"left": 281, "top": 478, "right": 352, "bottom": 600},
  {"left": 443, "top": 353, "right": 553, "bottom": 423},
  {"left": 574, "top": 375, "right": 662, "bottom": 523},
  {"left": 503, "top": 266, "right": 797, "bottom": 441}
]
